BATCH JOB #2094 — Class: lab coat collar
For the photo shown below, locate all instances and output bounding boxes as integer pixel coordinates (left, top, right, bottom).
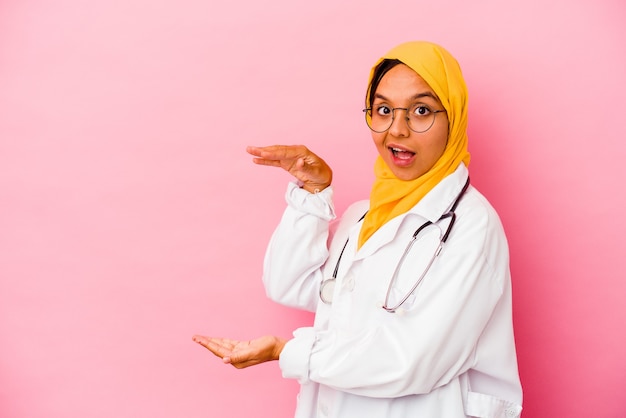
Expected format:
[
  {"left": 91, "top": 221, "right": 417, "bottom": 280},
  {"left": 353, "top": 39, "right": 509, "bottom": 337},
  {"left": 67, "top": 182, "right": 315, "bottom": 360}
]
[{"left": 353, "top": 164, "right": 469, "bottom": 260}]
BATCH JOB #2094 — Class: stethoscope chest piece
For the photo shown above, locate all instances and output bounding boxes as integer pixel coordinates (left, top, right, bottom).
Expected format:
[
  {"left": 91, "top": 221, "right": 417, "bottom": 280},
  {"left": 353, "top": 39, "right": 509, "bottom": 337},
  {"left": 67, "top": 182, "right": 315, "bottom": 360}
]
[{"left": 319, "top": 278, "right": 336, "bottom": 304}]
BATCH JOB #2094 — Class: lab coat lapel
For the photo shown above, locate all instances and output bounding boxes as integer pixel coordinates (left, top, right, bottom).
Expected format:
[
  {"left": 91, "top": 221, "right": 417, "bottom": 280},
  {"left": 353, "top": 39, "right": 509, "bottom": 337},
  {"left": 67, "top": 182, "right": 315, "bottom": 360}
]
[{"left": 353, "top": 164, "right": 469, "bottom": 261}]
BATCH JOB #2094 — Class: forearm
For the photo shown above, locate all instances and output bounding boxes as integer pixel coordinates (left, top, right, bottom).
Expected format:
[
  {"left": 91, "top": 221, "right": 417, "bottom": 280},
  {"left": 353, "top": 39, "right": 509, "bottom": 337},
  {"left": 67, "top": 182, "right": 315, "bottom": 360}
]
[{"left": 262, "top": 183, "right": 336, "bottom": 310}]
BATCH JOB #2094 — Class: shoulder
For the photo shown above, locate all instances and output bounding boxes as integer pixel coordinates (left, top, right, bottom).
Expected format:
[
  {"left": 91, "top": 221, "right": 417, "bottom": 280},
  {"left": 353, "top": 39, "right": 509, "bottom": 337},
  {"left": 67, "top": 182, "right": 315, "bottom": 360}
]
[
  {"left": 459, "top": 186, "right": 505, "bottom": 234},
  {"left": 342, "top": 200, "right": 370, "bottom": 224},
  {"left": 453, "top": 185, "right": 510, "bottom": 267}
]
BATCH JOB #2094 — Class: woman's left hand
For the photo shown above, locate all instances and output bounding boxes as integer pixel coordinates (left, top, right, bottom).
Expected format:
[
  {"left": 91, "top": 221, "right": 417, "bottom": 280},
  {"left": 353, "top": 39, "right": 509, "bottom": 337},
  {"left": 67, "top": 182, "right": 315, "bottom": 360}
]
[
  {"left": 192, "top": 335, "right": 287, "bottom": 369},
  {"left": 246, "top": 145, "right": 333, "bottom": 193}
]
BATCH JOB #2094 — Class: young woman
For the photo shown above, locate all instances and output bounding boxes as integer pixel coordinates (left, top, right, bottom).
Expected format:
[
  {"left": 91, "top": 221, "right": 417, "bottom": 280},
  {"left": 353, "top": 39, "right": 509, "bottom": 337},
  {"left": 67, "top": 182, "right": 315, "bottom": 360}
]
[{"left": 194, "top": 41, "right": 523, "bottom": 418}]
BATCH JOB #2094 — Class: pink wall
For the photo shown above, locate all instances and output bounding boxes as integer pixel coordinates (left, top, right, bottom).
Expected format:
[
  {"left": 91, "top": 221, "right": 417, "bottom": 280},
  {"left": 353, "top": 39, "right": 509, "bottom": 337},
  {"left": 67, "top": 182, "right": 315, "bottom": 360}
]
[{"left": 1, "top": 1, "right": 625, "bottom": 417}]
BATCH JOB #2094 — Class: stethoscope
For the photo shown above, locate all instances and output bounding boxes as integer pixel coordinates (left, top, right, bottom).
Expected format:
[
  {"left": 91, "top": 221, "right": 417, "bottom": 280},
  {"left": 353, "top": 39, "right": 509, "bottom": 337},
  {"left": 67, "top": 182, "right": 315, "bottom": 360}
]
[{"left": 319, "top": 177, "right": 470, "bottom": 314}]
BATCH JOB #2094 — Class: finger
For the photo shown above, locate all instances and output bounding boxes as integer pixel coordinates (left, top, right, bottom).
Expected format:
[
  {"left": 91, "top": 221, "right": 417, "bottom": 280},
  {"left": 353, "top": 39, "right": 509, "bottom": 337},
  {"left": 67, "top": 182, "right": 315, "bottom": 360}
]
[
  {"left": 193, "top": 335, "right": 229, "bottom": 347},
  {"left": 248, "top": 145, "right": 331, "bottom": 190},
  {"left": 227, "top": 337, "right": 276, "bottom": 368},
  {"left": 226, "top": 350, "right": 259, "bottom": 369},
  {"left": 207, "top": 337, "right": 243, "bottom": 350},
  {"left": 192, "top": 335, "right": 235, "bottom": 359},
  {"left": 246, "top": 145, "right": 266, "bottom": 157},
  {"left": 295, "top": 157, "right": 306, "bottom": 170},
  {"left": 192, "top": 334, "right": 212, "bottom": 347},
  {"left": 229, "top": 360, "right": 255, "bottom": 369},
  {"left": 247, "top": 145, "right": 307, "bottom": 162},
  {"left": 250, "top": 158, "right": 283, "bottom": 167},
  {"left": 228, "top": 352, "right": 272, "bottom": 369},
  {"left": 208, "top": 337, "right": 240, "bottom": 349}
]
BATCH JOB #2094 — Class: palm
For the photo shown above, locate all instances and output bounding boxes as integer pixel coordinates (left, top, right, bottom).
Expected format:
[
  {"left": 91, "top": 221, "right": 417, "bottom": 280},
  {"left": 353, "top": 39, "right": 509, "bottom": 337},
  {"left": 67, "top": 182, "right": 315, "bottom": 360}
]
[{"left": 193, "top": 334, "right": 287, "bottom": 369}]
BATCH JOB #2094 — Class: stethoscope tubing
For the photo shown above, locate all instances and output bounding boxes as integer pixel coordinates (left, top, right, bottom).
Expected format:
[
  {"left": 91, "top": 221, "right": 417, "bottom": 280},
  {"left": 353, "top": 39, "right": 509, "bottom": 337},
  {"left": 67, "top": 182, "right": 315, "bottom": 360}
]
[{"left": 320, "top": 177, "right": 470, "bottom": 313}]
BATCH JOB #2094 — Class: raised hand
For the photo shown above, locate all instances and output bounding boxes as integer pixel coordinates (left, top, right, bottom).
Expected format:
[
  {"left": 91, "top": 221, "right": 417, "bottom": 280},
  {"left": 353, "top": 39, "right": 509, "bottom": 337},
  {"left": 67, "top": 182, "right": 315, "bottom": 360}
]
[
  {"left": 247, "top": 145, "right": 333, "bottom": 193},
  {"left": 192, "top": 334, "right": 287, "bottom": 369}
]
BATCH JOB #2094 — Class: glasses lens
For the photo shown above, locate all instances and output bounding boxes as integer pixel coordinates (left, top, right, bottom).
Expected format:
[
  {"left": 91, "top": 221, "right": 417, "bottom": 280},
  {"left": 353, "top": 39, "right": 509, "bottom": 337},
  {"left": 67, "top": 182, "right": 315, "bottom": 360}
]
[
  {"left": 364, "top": 109, "right": 393, "bottom": 133},
  {"left": 407, "top": 107, "right": 437, "bottom": 133}
]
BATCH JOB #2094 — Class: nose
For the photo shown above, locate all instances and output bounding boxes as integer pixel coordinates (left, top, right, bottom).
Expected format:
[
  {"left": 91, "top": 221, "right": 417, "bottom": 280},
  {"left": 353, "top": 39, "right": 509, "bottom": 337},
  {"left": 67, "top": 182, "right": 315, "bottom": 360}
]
[{"left": 388, "top": 108, "right": 410, "bottom": 137}]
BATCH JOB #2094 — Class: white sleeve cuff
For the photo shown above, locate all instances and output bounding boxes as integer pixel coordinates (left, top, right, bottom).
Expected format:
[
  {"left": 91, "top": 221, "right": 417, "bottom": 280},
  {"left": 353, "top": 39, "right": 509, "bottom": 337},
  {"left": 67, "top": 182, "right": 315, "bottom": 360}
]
[
  {"left": 279, "top": 327, "right": 316, "bottom": 384},
  {"left": 285, "top": 182, "right": 336, "bottom": 221}
]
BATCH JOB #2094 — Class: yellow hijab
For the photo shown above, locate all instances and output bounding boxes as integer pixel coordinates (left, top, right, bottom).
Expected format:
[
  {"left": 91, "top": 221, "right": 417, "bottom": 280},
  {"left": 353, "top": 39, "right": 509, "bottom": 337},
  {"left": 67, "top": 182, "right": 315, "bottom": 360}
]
[{"left": 358, "top": 41, "right": 471, "bottom": 248}]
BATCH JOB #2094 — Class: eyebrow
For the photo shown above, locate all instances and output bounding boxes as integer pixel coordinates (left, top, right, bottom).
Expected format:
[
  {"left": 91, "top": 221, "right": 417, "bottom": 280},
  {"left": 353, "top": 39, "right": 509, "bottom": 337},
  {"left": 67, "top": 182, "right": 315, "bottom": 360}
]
[{"left": 373, "top": 91, "right": 440, "bottom": 103}]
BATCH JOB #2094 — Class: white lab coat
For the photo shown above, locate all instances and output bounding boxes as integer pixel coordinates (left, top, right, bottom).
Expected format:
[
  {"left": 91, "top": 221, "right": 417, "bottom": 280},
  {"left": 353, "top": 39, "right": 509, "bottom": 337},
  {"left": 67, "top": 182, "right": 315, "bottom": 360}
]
[{"left": 263, "top": 164, "right": 523, "bottom": 418}]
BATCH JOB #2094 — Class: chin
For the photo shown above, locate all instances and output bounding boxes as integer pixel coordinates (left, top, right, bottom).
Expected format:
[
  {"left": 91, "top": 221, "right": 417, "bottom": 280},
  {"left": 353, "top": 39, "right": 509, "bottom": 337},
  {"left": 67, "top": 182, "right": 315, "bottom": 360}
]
[{"left": 391, "top": 170, "right": 421, "bottom": 181}]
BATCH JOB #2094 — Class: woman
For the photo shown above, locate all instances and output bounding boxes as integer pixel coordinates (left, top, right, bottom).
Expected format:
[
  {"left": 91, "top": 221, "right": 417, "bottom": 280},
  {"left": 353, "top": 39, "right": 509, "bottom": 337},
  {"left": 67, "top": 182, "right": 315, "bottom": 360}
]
[{"left": 193, "top": 41, "right": 523, "bottom": 418}]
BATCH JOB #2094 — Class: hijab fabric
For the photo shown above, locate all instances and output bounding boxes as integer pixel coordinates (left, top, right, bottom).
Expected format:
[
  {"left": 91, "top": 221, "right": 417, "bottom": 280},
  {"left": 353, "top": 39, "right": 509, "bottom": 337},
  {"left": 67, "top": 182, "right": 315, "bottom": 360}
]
[{"left": 358, "top": 41, "right": 471, "bottom": 249}]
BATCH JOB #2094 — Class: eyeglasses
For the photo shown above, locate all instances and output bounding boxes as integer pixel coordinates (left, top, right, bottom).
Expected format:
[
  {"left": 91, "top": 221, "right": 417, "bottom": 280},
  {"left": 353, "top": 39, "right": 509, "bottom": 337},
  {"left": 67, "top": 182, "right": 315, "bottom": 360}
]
[{"left": 363, "top": 104, "right": 446, "bottom": 133}]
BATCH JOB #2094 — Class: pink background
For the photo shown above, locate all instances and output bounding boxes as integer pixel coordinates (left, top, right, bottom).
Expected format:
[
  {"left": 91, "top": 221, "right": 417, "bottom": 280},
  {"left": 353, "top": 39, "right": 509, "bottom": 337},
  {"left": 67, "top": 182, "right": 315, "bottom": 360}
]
[{"left": 1, "top": 1, "right": 625, "bottom": 417}]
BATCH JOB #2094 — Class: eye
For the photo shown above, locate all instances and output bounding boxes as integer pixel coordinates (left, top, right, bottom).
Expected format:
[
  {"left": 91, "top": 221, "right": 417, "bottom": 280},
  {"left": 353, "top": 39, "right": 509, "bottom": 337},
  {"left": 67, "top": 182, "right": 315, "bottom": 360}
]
[
  {"left": 412, "top": 105, "right": 431, "bottom": 116},
  {"left": 375, "top": 105, "right": 392, "bottom": 116}
]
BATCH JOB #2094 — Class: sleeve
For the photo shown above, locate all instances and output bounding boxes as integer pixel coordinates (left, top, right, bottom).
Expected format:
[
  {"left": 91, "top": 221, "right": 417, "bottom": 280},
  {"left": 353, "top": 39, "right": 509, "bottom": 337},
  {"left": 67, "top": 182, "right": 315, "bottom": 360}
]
[
  {"left": 262, "top": 182, "right": 336, "bottom": 312},
  {"left": 279, "top": 196, "right": 515, "bottom": 399}
]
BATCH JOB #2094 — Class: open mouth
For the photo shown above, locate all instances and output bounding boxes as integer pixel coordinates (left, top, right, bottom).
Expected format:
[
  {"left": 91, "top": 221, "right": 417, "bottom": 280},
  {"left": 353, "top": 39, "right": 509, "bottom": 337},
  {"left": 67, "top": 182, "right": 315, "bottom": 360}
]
[{"left": 389, "top": 147, "right": 415, "bottom": 160}]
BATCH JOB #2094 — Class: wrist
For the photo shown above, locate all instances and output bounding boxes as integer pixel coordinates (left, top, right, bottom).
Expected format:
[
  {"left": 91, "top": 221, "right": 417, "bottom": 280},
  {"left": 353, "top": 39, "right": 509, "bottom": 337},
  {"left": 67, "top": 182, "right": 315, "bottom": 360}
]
[
  {"left": 298, "top": 180, "right": 331, "bottom": 193},
  {"left": 273, "top": 337, "right": 288, "bottom": 361}
]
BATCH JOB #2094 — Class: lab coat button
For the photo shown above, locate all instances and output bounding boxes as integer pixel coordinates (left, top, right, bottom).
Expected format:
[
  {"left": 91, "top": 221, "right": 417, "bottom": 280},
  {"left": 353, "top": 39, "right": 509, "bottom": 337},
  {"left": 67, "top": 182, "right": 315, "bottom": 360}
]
[
  {"left": 343, "top": 274, "right": 355, "bottom": 291},
  {"left": 318, "top": 402, "right": 329, "bottom": 416},
  {"left": 505, "top": 409, "right": 517, "bottom": 417}
]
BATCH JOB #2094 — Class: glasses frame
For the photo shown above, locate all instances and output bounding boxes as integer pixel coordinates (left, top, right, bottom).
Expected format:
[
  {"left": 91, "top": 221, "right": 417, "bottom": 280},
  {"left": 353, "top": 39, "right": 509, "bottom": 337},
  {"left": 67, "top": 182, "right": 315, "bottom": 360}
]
[{"left": 363, "top": 106, "right": 446, "bottom": 134}]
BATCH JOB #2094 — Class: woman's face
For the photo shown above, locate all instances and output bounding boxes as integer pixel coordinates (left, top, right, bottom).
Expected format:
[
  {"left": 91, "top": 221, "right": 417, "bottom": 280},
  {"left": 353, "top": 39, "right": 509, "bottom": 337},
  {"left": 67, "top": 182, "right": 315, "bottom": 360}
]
[{"left": 370, "top": 64, "right": 449, "bottom": 181}]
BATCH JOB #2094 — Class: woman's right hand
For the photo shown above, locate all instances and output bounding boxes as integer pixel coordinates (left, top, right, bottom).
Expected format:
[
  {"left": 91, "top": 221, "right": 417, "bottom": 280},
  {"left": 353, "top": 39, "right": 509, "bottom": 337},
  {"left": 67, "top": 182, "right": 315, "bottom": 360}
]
[{"left": 246, "top": 145, "right": 333, "bottom": 193}]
